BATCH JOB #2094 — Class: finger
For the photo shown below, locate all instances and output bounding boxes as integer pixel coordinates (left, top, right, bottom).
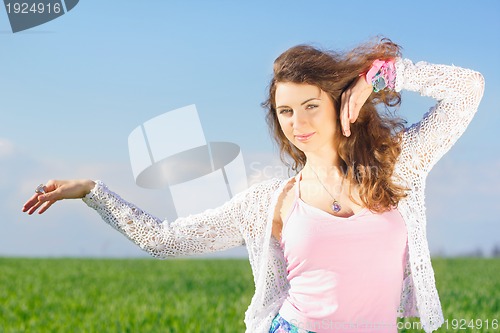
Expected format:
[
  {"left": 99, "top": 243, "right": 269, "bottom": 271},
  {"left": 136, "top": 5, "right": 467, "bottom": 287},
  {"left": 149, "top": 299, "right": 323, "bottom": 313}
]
[
  {"left": 38, "top": 187, "right": 63, "bottom": 203},
  {"left": 27, "top": 199, "right": 44, "bottom": 215},
  {"left": 339, "top": 92, "right": 347, "bottom": 131},
  {"left": 340, "top": 90, "right": 348, "bottom": 113},
  {"left": 348, "top": 99, "right": 360, "bottom": 123},
  {"left": 341, "top": 91, "right": 352, "bottom": 137},
  {"left": 22, "top": 193, "right": 42, "bottom": 212},
  {"left": 23, "top": 181, "right": 55, "bottom": 213},
  {"left": 43, "top": 180, "right": 59, "bottom": 193},
  {"left": 38, "top": 200, "right": 56, "bottom": 214}
]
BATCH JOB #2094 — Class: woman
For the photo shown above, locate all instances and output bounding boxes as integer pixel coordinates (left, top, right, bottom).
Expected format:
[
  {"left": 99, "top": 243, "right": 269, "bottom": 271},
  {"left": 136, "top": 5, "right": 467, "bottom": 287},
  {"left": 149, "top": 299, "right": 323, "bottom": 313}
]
[{"left": 22, "top": 38, "right": 484, "bottom": 333}]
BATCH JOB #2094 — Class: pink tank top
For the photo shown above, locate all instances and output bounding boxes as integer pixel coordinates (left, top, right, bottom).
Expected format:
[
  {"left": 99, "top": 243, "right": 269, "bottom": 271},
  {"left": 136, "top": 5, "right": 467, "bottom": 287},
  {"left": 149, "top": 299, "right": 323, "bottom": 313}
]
[{"left": 279, "top": 173, "right": 408, "bottom": 333}]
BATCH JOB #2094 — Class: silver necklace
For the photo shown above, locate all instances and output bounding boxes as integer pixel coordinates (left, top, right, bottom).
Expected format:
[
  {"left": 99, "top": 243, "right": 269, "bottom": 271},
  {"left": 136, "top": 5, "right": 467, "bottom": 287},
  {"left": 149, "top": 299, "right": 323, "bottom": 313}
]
[{"left": 309, "top": 165, "right": 343, "bottom": 213}]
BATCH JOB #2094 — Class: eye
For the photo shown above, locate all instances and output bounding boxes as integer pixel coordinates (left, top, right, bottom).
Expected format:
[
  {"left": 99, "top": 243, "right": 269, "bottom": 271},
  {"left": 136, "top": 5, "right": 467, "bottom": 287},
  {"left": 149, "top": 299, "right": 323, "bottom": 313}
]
[
  {"left": 278, "top": 108, "right": 293, "bottom": 115},
  {"left": 306, "top": 104, "right": 319, "bottom": 110}
]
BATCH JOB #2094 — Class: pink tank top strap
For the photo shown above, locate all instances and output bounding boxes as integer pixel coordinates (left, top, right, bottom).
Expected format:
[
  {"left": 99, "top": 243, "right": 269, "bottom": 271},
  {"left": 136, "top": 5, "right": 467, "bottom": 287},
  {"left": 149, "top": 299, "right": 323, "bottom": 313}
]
[
  {"left": 281, "top": 172, "right": 302, "bottom": 232},
  {"left": 294, "top": 172, "right": 301, "bottom": 198}
]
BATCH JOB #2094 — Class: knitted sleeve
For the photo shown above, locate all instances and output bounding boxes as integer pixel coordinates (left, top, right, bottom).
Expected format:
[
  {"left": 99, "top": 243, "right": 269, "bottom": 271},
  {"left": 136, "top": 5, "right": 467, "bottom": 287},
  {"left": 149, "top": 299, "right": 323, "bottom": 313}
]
[
  {"left": 82, "top": 180, "right": 251, "bottom": 258},
  {"left": 395, "top": 58, "right": 485, "bottom": 173}
]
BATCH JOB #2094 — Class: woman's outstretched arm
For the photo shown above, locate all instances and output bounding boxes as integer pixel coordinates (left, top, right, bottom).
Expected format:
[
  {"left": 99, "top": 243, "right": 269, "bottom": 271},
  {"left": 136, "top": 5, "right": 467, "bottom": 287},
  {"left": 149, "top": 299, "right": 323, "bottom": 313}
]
[{"left": 22, "top": 179, "right": 250, "bottom": 258}]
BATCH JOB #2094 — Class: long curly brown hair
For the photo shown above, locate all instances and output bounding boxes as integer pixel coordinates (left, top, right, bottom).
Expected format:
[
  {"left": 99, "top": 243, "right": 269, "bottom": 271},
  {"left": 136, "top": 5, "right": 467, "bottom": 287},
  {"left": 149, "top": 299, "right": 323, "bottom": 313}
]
[{"left": 263, "top": 38, "right": 407, "bottom": 212}]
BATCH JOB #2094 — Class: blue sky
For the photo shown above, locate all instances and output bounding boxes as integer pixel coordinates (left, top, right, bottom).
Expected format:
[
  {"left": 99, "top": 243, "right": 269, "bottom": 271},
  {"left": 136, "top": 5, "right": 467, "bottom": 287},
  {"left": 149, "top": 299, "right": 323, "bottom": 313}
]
[{"left": 1, "top": 0, "right": 499, "bottom": 257}]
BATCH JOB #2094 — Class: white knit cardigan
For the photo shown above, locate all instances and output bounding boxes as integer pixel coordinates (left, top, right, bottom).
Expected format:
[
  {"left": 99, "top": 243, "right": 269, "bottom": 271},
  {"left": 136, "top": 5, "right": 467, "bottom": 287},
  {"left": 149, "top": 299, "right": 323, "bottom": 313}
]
[{"left": 83, "top": 59, "right": 484, "bottom": 333}]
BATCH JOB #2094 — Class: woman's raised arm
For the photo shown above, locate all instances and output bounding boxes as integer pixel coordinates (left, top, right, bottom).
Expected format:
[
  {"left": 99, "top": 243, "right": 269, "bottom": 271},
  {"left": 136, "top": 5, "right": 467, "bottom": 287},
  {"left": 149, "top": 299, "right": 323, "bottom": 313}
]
[{"left": 396, "top": 59, "right": 485, "bottom": 173}]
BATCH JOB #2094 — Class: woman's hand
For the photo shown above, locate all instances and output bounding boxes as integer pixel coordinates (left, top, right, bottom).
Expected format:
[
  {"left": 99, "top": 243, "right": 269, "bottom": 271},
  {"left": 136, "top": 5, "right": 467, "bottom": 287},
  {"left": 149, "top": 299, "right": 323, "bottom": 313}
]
[
  {"left": 22, "top": 179, "right": 96, "bottom": 215},
  {"left": 340, "top": 75, "right": 373, "bottom": 137}
]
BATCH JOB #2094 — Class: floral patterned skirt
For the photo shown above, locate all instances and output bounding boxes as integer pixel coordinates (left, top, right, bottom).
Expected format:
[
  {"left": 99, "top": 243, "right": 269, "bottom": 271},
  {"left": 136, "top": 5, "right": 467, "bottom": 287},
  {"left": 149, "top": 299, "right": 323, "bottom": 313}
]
[{"left": 269, "top": 313, "right": 314, "bottom": 333}]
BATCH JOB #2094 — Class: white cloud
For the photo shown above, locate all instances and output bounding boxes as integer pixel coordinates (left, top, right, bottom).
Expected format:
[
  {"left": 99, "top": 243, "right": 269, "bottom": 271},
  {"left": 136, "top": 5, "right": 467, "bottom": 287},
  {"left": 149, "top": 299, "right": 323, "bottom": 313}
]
[{"left": 0, "top": 138, "right": 15, "bottom": 157}]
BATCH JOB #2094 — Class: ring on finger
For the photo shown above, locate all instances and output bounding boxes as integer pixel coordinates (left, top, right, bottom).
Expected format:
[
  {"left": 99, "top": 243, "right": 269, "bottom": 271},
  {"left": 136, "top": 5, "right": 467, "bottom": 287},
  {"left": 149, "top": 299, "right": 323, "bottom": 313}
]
[{"left": 35, "top": 184, "right": 46, "bottom": 194}]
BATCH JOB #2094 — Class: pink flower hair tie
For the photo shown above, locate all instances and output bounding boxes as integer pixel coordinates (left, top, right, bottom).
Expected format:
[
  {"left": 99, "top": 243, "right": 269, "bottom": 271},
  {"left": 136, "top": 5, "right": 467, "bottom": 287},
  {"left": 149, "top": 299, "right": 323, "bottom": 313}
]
[{"left": 365, "top": 59, "right": 396, "bottom": 92}]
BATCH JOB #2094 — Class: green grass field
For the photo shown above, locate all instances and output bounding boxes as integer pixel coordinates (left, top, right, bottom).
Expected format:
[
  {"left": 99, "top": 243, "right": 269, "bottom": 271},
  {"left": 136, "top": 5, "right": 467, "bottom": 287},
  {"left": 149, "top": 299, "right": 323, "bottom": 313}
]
[{"left": 0, "top": 257, "right": 498, "bottom": 332}]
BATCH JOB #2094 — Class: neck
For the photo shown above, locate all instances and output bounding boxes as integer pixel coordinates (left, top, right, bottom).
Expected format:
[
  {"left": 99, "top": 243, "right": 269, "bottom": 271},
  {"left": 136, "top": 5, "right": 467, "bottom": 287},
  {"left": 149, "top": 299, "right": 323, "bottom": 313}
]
[{"left": 303, "top": 153, "right": 343, "bottom": 180}]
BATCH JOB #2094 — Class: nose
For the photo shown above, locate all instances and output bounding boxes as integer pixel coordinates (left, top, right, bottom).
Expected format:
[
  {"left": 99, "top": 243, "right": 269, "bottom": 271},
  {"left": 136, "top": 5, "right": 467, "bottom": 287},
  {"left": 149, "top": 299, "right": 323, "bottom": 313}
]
[{"left": 292, "top": 110, "right": 308, "bottom": 130}]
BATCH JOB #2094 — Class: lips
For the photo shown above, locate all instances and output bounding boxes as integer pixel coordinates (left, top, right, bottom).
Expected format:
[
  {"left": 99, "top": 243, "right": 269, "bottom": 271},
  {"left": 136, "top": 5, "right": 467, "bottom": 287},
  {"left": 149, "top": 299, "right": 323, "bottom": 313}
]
[{"left": 295, "top": 132, "right": 315, "bottom": 142}]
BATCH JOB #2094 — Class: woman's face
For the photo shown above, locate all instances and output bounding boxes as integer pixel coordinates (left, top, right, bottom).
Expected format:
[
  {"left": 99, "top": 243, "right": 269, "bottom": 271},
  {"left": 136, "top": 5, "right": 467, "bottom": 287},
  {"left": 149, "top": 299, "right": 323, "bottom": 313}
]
[{"left": 275, "top": 82, "right": 338, "bottom": 155}]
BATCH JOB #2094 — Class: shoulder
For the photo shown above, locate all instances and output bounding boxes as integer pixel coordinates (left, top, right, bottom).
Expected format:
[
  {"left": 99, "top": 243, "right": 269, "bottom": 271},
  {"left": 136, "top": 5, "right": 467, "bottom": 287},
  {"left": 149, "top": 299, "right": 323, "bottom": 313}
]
[
  {"left": 251, "top": 177, "right": 287, "bottom": 190},
  {"left": 230, "top": 177, "right": 289, "bottom": 208},
  {"left": 228, "top": 178, "right": 290, "bottom": 229},
  {"left": 243, "top": 178, "right": 289, "bottom": 200}
]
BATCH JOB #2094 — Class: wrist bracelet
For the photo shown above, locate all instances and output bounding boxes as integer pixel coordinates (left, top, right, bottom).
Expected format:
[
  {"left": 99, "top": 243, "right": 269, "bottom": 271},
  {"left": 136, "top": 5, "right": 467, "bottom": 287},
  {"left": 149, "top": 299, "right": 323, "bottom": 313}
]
[{"left": 365, "top": 59, "right": 396, "bottom": 92}]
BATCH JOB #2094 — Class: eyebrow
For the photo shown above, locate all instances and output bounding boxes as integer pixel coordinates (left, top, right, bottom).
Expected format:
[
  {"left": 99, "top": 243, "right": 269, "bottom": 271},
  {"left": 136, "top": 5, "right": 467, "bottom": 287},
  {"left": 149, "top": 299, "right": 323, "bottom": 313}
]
[{"left": 276, "top": 97, "right": 321, "bottom": 109}]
